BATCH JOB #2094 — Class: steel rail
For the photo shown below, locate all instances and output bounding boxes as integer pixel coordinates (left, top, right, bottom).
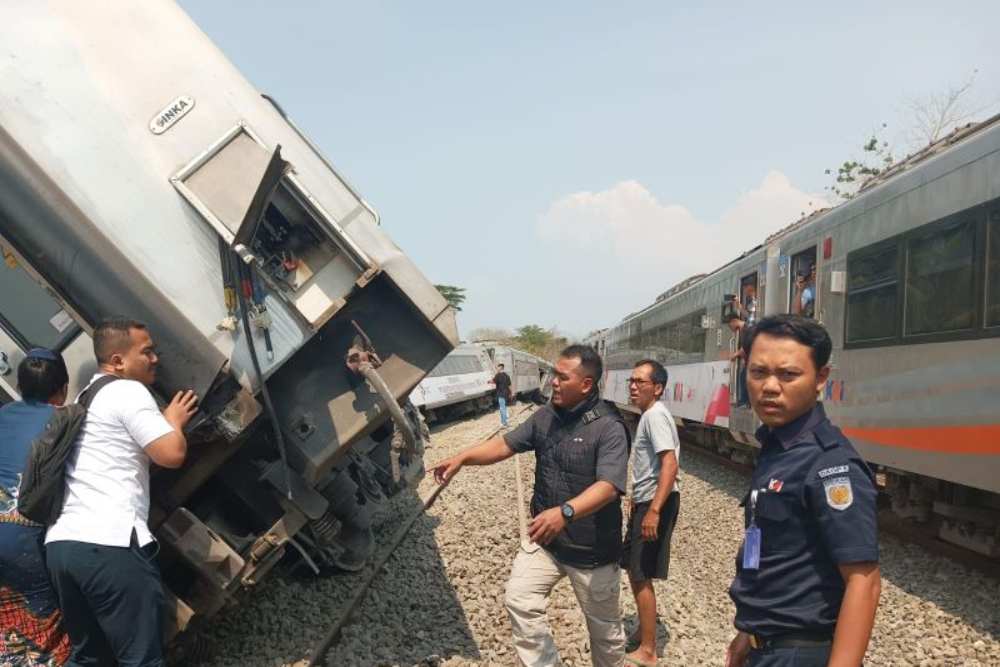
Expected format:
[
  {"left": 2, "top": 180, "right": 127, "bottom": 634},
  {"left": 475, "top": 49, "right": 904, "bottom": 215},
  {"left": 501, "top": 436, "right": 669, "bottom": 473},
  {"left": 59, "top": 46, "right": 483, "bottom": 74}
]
[{"left": 304, "top": 404, "right": 537, "bottom": 666}]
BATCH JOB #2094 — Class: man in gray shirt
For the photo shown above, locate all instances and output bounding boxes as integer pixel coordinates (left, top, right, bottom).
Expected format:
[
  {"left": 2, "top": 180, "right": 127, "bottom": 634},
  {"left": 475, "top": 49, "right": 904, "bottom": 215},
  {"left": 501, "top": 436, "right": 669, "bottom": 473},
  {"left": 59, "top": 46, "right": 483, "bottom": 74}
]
[
  {"left": 432, "top": 345, "right": 629, "bottom": 667},
  {"left": 621, "top": 359, "right": 680, "bottom": 667}
]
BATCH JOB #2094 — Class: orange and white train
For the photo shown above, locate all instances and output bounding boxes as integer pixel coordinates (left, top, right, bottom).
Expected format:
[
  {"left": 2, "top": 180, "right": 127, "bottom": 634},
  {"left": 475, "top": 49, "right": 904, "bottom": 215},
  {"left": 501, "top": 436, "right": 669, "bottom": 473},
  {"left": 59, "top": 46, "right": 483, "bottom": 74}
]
[{"left": 588, "top": 115, "right": 1000, "bottom": 559}]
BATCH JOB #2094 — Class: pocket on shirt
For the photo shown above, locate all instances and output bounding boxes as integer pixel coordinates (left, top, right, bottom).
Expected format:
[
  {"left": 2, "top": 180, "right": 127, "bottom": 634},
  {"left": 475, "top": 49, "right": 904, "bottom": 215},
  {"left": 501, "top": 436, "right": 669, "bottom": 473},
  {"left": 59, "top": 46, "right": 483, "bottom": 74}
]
[{"left": 756, "top": 493, "right": 802, "bottom": 554}]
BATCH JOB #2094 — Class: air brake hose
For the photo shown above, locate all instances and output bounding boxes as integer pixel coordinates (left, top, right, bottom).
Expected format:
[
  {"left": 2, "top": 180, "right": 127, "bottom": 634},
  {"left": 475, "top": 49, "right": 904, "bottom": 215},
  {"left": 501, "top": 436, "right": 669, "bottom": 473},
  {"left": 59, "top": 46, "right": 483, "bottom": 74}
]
[{"left": 236, "top": 258, "right": 293, "bottom": 500}]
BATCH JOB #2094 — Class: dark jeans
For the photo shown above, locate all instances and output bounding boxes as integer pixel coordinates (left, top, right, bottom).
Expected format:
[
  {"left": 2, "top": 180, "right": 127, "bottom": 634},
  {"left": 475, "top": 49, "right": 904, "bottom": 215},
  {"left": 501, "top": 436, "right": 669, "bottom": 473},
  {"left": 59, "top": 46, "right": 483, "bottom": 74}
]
[
  {"left": 748, "top": 645, "right": 833, "bottom": 666},
  {"left": 46, "top": 532, "right": 165, "bottom": 667}
]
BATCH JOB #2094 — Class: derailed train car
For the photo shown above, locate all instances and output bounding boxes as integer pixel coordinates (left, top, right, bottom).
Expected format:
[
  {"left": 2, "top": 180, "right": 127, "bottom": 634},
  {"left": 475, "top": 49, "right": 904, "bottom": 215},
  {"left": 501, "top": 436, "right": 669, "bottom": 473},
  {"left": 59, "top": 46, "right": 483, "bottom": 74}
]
[
  {"left": 0, "top": 2, "right": 456, "bottom": 638},
  {"left": 409, "top": 344, "right": 495, "bottom": 423},
  {"left": 596, "top": 116, "right": 1000, "bottom": 559}
]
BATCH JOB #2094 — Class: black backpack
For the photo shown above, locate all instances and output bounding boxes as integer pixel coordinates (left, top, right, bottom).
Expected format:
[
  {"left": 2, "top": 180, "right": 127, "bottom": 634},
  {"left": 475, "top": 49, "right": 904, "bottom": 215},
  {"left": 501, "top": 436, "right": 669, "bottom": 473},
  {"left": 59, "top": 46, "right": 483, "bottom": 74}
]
[{"left": 17, "top": 374, "right": 119, "bottom": 525}]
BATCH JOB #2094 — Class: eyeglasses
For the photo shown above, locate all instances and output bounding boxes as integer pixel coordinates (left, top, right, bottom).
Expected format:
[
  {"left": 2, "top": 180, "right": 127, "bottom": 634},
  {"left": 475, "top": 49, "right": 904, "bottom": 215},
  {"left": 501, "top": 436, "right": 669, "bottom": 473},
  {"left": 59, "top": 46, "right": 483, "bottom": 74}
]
[{"left": 627, "top": 378, "right": 653, "bottom": 386}]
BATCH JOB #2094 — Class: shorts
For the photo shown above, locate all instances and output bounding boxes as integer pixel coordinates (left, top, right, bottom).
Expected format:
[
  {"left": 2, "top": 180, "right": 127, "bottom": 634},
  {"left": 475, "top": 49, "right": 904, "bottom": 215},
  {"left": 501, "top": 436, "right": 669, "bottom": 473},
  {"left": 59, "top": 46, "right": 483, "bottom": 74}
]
[{"left": 621, "top": 492, "right": 680, "bottom": 583}]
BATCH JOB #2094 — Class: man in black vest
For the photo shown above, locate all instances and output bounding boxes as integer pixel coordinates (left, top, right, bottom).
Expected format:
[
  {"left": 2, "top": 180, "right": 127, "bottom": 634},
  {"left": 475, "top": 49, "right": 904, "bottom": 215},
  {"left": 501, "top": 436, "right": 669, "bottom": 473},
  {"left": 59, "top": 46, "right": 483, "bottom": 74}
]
[{"left": 433, "top": 345, "right": 629, "bottom": 667}]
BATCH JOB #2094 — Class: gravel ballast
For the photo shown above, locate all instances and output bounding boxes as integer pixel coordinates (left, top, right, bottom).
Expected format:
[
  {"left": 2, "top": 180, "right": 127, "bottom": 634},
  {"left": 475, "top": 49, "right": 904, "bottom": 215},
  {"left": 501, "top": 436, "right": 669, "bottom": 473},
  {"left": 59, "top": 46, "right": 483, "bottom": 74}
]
[{"left": 194, "top": 409, "right": 1000, "bottom": 666}]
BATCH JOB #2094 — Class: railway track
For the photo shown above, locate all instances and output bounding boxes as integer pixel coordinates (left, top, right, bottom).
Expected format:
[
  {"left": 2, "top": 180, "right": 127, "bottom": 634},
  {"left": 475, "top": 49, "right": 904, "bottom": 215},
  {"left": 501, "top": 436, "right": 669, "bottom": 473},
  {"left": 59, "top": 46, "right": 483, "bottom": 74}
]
[
  {"left": 300, "top": 404, "right": 538, "bottom": 667},
  {"left": 681, "top": 438, "right": 1000, "bottom": 581}
]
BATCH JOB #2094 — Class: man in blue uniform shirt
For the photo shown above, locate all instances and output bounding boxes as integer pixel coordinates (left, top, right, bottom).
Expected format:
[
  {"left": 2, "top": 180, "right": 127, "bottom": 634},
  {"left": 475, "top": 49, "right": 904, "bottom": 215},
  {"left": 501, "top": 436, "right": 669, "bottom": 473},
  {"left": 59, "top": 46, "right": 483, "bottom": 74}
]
[{"left": 726, "top": 315, "right": 881, "bottom": 667}]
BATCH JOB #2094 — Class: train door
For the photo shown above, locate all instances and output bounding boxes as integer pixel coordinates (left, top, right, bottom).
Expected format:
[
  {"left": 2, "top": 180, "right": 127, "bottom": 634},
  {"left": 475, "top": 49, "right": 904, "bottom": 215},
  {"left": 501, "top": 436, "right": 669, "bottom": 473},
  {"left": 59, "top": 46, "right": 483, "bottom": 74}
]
[
  {"left": 728, "top": 271, "right": 760, "bottom": 436},
  {"left": 789, "top": 247, "right": 818, "bottom": 318},
  {"left": 0, "top": 249, "right": 85, "bottom": 402}
]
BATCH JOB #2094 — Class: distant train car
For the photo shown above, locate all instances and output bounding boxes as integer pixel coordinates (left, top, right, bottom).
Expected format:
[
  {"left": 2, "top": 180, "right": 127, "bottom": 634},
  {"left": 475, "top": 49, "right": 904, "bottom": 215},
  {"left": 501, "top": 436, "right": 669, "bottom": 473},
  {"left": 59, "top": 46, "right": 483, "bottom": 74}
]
[
  {"left": 598, "top": 116, "right": 1000, "bottom": 558},
  {"left": 481, "top": 343, "right": 552, "bottom": 402},
  {"left": 410, "top": 344, "right": 494, "bottom": 422}
]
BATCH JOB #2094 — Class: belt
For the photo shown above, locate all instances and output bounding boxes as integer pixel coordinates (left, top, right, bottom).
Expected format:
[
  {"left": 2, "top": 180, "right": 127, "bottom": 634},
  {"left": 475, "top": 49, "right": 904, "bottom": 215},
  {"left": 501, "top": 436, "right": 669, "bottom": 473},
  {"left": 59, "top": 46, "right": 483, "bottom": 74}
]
[{"left": 749, "top": 630, "right": 833, "bottom": 650}]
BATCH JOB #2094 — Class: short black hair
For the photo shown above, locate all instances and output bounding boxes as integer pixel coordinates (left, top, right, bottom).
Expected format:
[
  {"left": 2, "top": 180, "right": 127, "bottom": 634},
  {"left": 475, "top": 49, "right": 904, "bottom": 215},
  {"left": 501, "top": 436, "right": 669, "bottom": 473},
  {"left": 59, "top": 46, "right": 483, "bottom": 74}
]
[
  {"left": 559, "top": 344, "right": 603, "bottom": 382},
  {"left": 634, "top": 359, "right": 668, "bottom": 386},
  {"left": 18, "top": 352, "right": 69, "bottom": 402},
  {"left": 497, "top": 363, "right": 504, "bottom": 369},
  {"left": 94, "top": 317, "right": 147, "bottom": 365},
  {"left": 741, "top": 314, "right": 832, "bottom": 370}
]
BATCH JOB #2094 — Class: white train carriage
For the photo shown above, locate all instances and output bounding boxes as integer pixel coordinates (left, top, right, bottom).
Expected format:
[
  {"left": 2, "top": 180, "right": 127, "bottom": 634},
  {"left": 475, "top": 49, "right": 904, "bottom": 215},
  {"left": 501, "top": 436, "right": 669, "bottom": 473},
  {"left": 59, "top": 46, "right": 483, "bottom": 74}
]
[
  {"left": 409, "top": 344, "right": 494, "bottom": 422},
  {"left": 599, "top": 115, "right": 1000, "bottom": 558},
  {"left": 481, "top": 343, "right": 552, "bottom": 402},
  {"left": 0, "top": 1, "right": 457, "bottom": 637}
]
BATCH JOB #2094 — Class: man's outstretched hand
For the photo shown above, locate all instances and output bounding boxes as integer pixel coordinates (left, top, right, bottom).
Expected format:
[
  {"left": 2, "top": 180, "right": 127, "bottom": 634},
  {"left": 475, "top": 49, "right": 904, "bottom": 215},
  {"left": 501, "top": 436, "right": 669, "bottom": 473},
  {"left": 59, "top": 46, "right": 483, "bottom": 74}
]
[{"left": 431, "top": 455, "right": 463, "bottom": 485}]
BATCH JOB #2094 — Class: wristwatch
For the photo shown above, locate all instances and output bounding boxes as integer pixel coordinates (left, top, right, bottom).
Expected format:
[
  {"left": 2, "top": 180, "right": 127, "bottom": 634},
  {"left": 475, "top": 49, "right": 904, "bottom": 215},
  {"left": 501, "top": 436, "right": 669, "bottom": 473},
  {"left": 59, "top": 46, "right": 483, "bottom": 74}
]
[{"left": 561, "top": 502, "right": 575, "bottom": 522}]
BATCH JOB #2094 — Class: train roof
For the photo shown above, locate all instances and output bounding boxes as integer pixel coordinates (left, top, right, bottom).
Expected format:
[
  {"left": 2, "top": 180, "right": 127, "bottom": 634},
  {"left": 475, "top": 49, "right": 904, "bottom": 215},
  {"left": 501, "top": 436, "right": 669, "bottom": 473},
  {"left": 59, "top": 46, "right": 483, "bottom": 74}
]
[{"left": 613, "top": 112, "right": 1000, "bottom": 328}]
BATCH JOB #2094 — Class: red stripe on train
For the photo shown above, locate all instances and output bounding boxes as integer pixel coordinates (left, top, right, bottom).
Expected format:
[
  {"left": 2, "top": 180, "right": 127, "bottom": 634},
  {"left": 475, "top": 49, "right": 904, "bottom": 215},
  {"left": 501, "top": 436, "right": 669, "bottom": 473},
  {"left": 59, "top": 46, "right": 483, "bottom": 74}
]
[{"left": 842, "top": 425, "right": 1000, "bottom": 455}]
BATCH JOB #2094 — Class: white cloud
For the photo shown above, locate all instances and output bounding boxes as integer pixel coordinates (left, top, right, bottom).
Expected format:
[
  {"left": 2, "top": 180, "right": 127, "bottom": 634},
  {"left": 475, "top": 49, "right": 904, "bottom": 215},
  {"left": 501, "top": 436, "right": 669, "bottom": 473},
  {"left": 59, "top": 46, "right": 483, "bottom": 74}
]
[{"left": 537, "top": 170, "right": 827, "bottom": 284}]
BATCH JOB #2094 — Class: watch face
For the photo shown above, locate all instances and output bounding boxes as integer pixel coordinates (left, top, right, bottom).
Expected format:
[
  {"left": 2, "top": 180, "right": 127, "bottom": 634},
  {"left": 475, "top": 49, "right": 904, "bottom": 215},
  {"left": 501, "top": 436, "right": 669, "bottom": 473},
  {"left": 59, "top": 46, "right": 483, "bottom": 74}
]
[{"left": 562, "top": 504, "right": 573, "bottom": 518}]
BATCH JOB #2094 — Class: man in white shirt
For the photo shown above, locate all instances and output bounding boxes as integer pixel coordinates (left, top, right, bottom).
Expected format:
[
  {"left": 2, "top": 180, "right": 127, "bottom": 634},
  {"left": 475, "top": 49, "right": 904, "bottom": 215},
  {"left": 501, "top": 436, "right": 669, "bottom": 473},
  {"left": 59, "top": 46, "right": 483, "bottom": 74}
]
[
  {"left": 46, "top": 318, "right": 198, "bottom": 667},
  {"left": 621, "top": 359, "right": 680, "bottom": 667}
]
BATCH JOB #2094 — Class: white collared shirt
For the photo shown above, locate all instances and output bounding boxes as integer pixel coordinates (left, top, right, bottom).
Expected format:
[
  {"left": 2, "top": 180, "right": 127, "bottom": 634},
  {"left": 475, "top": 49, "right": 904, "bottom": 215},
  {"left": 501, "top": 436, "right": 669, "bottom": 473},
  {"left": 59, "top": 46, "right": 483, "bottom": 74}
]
[{"left": 46, "top": 374, "right": 174, "bottom": 548}]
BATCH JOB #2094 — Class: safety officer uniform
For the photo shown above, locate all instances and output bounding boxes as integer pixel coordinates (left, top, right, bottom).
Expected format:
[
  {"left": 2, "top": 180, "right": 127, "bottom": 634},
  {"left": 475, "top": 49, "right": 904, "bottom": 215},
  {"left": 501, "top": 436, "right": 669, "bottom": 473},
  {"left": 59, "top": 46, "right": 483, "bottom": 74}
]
[
  {"left": 729, "top": 403, "right": 878, "bottom": 666},
  {"left": 503, "top": 390, "right": 630, "bottom": 667}
]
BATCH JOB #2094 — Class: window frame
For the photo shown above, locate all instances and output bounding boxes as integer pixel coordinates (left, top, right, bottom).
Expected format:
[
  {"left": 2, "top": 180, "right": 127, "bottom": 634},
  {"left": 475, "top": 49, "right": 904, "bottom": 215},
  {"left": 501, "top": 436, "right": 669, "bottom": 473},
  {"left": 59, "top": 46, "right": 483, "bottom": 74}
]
[
  {"left": 844, "top": 201, "right": 996, "bottom": 349},
  {"left": 844, "top": 237, "right": 902, "bottom": 346}
]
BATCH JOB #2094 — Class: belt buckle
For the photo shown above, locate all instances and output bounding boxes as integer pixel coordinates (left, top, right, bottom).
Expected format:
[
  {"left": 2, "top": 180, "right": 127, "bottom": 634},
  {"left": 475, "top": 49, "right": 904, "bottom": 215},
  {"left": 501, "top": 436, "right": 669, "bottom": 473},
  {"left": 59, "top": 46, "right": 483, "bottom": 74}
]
[{"left": 749, "top": 634, "right": 761, "bottom": 650}]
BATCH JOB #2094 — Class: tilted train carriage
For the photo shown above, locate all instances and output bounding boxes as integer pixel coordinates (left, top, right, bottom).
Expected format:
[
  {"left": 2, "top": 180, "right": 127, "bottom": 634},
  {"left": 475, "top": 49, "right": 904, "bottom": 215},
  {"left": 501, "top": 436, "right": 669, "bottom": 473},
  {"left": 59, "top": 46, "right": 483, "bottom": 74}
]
[
  {"left": 0, "top": 2, "right": 457, "bottom": 638},
  {"left": 590, "top": 115, "right": 1000, "bottom": 559},
  {"left": 409, "top": 344, "right": 495, "bottom": 422}
]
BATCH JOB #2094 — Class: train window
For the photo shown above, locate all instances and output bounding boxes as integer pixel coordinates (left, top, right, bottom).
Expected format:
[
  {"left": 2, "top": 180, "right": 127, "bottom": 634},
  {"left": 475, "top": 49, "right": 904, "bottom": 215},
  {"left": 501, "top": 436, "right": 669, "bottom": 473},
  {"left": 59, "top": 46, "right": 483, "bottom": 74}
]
[
  {"left": 846, "top": 243, "right": 898, "bottom": 343},
  {"left": 739, "top": 273, "right": 759, "bottom": 325},
  {"left": 987, "top": 211, "right": 1000, "bottom": 327},
  {"left": 790, "top": 247, "right": 817, "bottom": 317},
  {"left": 622, "top": 309, "right": 705, "bottom": 364},
  {"left": 0, "top": 250, "right": 79, "bottom": 350},
  {"left": 904, "top": 219, "right": 976, "bottom": 336}
]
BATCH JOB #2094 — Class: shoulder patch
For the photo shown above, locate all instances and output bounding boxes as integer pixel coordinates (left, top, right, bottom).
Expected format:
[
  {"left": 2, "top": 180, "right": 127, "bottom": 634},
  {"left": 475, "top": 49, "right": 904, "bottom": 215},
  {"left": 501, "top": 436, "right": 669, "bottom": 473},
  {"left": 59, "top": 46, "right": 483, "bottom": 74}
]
[
  {"left": 823, "top": 476, "right": 853, "bottom": 510},
  {"left": 817, "top": 464, "right": 849, "bottom": 479}
]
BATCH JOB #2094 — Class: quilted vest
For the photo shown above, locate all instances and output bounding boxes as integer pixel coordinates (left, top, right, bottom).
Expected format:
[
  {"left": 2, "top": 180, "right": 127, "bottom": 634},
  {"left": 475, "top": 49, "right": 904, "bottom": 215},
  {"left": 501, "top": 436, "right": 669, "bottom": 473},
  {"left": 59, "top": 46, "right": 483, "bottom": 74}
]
[{"left": 531, "top": 393, "right": 626, "bottom": 568}]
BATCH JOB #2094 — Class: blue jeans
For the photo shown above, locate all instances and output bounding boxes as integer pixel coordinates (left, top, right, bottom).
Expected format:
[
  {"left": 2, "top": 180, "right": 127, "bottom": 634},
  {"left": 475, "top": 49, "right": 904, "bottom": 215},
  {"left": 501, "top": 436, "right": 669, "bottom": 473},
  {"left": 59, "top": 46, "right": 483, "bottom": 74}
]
[{"left": 498, "top": 396, "right": 508, "bottom": 426}]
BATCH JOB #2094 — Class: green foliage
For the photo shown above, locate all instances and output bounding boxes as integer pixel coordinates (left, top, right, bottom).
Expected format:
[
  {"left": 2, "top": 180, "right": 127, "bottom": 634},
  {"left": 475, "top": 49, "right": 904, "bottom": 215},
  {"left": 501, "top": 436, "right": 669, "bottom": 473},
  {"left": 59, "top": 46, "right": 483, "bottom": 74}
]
[
  {"left": 824, "top": 124, "right": 894, "bottom": 201},
  {"left": 435, "top": 284, "right": 466, "bottom": 311},
  {"left": 515, "top": 324, "right": 551, "bottom": 349},
  {"left": 471, "top": 324, "right": 570, "bottom": 362}
]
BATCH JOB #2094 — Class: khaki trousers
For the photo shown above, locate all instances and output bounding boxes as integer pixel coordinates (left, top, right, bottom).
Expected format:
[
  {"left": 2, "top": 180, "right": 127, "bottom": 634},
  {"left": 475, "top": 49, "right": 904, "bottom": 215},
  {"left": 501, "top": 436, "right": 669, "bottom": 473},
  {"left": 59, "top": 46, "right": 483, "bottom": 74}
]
[{"left": 504, "top": 546, "right": 625, "bottom": 667}]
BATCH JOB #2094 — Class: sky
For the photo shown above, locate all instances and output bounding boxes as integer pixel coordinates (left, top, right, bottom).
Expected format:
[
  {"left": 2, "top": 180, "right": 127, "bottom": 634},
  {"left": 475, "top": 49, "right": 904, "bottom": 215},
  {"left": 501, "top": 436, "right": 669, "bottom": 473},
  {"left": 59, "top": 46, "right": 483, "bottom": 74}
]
[{"left": 179, "top": 1, "right": 1000, "bottom": 340}]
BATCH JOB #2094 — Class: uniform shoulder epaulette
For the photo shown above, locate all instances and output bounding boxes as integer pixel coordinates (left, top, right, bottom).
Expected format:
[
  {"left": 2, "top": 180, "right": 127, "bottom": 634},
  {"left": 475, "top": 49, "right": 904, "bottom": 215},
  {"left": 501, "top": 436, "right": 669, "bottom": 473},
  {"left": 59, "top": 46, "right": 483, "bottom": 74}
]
[{"left": 813, "top": 419, "right": 845, "bottom": 451}]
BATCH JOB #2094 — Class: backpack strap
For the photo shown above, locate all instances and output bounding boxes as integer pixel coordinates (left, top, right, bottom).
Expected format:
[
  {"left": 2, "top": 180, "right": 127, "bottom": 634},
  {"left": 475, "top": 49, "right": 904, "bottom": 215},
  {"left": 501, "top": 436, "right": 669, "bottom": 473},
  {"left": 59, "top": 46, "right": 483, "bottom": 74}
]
[{"left": 78, "top": 374, "right": 120, "bottom": 409}]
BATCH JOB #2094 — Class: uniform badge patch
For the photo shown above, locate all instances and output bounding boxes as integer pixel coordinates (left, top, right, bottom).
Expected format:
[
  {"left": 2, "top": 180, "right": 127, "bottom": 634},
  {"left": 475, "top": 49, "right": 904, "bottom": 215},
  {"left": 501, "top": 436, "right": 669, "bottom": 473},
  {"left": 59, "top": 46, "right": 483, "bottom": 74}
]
[
  {"left": 823, "top": 476, "right": 853, "bottom": 510},
  {"left": 767, "top": 478, "right": 783, "bottom": 492},
  {"left": 817, "top": 464, "right": 849, "bottom": 478}
]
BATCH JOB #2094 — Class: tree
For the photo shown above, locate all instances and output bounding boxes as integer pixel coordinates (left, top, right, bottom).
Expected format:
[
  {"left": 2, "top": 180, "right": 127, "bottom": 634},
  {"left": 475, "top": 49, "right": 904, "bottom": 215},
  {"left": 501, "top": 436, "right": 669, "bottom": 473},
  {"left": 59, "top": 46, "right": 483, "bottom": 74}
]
[
  {"left": 824, "top": 124, "right": 895, "bottom": 201},
  {"left": 435, "top": 284, "right": 466, "bottom": 312},
  {"left": 468, "top": 327, "right": 513, "bottom": 342},
  {"left": 905, "top": 69, "right": 981, "bottom": 148},
  {"left": 514, "top": 324, "right": 551, "bottom": 350}
]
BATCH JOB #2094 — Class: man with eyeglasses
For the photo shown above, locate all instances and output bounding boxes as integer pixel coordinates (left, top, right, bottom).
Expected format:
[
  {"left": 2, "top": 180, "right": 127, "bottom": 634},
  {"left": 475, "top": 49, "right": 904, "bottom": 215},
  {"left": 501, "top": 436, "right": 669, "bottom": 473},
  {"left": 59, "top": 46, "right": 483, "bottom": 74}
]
[{"left": 620, "top": 359, "right": 680, "bottom": 667}]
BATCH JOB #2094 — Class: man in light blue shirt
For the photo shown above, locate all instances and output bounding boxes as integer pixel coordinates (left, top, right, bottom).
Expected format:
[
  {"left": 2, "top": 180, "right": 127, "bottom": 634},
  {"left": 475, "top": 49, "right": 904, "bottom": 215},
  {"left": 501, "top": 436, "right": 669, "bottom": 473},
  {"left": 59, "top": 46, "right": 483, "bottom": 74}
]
[{"left": 621, "top": 359, "right": 680, "bottom": 667}]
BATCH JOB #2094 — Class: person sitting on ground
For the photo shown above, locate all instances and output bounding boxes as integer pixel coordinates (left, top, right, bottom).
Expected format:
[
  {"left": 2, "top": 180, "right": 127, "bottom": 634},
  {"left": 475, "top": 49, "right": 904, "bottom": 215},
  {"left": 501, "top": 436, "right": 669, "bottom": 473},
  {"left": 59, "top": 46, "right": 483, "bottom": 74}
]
[
  {"left": 0, "top": 349, "right": 73, "bottom": 666},
  {"left": 45, "top": 318, "right": 199, "bottom": 667}
]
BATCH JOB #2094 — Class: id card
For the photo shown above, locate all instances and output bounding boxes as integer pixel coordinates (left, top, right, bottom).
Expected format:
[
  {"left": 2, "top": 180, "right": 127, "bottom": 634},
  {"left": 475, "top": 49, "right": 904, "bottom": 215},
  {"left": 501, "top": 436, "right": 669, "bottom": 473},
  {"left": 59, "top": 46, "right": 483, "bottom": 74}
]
[{"left": 742, "top": 524, "right": 761, "bottom": 570}]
